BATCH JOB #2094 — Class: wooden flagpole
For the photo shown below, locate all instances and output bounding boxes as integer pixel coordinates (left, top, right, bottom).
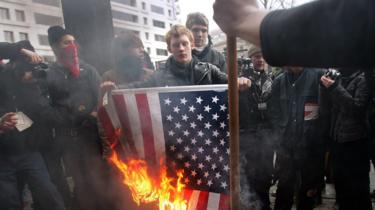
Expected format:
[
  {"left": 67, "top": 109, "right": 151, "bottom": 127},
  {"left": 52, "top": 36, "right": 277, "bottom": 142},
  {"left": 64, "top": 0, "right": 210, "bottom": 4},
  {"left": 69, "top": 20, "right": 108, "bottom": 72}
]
[{"left": 227, "top": 36, "right": 240, "bottom": 210}]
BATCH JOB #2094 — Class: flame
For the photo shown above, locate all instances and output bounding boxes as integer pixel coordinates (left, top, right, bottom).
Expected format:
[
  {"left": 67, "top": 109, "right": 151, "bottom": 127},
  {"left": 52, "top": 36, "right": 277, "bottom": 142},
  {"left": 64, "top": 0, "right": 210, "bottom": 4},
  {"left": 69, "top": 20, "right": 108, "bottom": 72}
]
[{"left": 109, "top": 152, "right": 187, "bottom": 210}]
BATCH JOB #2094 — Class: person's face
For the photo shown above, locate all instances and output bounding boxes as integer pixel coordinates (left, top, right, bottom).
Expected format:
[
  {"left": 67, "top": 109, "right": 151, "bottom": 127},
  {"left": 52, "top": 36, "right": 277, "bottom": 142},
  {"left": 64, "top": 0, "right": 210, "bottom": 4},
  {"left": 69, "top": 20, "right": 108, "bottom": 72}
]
[
  {"left": 169, "top": 35, "right": 193, "bottom": 64},
  {"left": 250, "top": 52, "right": 265, "bottom": 71},
  {"left": 127, "top": 45, "right": 145, "bottom": 61},
  {"left": 190, "top": 24, "right": 208, "bottom": 48},
  {"left": 58, "top": 34, "right": 76, "bottom": 49}
]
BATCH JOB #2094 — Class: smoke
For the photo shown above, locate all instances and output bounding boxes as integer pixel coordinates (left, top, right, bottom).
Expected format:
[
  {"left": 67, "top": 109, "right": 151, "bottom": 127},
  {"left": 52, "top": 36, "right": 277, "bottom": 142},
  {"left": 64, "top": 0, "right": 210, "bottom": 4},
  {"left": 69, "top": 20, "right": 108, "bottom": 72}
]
[{"left": 239, "top": 153, "right": 264, "bottom": 210}]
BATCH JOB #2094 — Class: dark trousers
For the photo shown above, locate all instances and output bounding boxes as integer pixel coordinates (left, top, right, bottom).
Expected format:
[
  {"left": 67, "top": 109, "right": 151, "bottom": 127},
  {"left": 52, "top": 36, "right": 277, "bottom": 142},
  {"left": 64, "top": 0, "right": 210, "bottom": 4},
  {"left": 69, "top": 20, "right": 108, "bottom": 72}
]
[
  {"left": 0, "top": 152, "right": 65, "bottom": 210},
  {"left": 55, "top": 129, "right": 109, "bottom": 210},
  {"left": 332, "top": 140, "right": 372, "bottom": 210},
  {"left": 240, "top": 129, "right": 274, "bottom": 210},
  {"left": 274, "top": 151, "right": 324, "bottom": 210},
  {"left": 40, "top": 137, "right": 72, "bottom": 210}
]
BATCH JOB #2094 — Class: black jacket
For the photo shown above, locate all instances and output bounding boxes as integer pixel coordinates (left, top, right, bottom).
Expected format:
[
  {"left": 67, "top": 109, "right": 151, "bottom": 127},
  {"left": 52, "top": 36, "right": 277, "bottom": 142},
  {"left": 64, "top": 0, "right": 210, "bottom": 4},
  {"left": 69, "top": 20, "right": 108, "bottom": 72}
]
[
  {"left": 47, "top": 61, "right": 101, "bottom": 128},
  {"left": 0, "top": 67, "right": 70, "bottom": 154},
  {"left": 126, "top": 56, "right": 228, "bottom": 88},
  {"left": 323, "top": 70, "right": 369, "bottom": 143},
  {"left": 268, "top": 69, "right": 325, "bottom": 159},
  {"left": 260, "top": 0, "right": 375, "bottom": 69},
  {"left": 192, "top": 43, "right": 226, "bottom": 73}
]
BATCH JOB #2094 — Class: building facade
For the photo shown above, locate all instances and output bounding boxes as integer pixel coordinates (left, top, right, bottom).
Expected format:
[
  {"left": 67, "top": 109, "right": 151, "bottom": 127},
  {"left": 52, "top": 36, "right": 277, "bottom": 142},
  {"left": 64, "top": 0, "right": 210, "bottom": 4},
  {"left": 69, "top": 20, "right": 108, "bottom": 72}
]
[
  {"left": 0, "top": 0, "right": 63, "bottom": 61},
  {"left": 0, "top": 0, "right": 180, "bottom": 62}
]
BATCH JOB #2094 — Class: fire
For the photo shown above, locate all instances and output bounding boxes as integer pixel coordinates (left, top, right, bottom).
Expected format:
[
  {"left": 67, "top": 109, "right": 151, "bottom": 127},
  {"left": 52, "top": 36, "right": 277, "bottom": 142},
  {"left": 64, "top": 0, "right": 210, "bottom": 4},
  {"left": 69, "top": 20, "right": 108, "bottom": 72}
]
[{"left": 109, "top": 152, "right": 187, "bottom": 210}]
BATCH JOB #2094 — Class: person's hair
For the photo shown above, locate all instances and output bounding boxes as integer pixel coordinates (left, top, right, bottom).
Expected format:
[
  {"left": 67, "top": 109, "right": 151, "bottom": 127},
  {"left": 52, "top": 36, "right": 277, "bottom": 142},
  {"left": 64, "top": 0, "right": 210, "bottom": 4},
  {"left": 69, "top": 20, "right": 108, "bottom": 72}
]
[
  {"left": 112, "top": 31, "right": 144, "bottom": 62},
  {"left": 165, "top": 25, "right": 194, "bottom": 50},
  {"left": 185, "top": 12, "right": 209, "bottom": 30}
]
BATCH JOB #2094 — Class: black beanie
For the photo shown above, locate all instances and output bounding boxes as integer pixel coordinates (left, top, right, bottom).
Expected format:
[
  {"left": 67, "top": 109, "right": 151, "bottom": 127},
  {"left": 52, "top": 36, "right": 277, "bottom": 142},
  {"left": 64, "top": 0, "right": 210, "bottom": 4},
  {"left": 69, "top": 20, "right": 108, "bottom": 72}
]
[{"left": 47, "top": 25, "right": 69, "bottom": 46}]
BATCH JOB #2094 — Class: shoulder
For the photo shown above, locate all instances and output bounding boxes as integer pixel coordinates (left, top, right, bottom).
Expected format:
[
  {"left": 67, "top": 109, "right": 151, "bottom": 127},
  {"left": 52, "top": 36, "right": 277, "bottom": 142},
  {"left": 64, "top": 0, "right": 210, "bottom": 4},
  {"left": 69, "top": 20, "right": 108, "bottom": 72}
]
[{"left": 194, "top": 61, "right": 221, "bottom": 72}]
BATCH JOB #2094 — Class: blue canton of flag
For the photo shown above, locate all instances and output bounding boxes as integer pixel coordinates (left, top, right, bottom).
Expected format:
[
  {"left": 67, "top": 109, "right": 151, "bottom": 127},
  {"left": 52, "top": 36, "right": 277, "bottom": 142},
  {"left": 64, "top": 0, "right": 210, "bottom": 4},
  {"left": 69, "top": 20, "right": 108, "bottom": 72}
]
[{"left": 160, "top": 89, "right": 230, "bottom": 194}]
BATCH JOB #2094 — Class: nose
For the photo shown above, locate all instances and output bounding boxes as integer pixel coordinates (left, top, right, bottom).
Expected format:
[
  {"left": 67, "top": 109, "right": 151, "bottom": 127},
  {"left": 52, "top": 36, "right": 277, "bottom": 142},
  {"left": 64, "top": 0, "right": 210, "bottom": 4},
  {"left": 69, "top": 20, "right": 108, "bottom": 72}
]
[
  {"left": 178, "top": 43, "right": 185, "bottom": 51},
  {"left": 196, "top": 30, "right": 202, "bottom": 37}
]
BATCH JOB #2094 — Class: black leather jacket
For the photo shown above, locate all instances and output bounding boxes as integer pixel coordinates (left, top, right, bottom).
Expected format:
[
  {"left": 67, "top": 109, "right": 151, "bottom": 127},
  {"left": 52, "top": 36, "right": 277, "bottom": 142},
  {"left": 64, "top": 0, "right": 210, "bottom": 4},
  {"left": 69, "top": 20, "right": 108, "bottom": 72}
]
[
  {"left": 126, "top": 56, "right": 228, "bottom": 88},
  {"left": 192, "top": 41, "right": 226, "bottom": 73}
]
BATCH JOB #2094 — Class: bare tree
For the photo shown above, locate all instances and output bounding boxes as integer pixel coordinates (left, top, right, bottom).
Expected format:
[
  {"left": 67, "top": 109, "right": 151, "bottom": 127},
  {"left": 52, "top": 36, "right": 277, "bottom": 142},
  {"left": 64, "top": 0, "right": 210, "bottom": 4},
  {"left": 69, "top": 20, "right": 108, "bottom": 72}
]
[{"left": 258, "top": 0, "right": 296, "bottom": 9}]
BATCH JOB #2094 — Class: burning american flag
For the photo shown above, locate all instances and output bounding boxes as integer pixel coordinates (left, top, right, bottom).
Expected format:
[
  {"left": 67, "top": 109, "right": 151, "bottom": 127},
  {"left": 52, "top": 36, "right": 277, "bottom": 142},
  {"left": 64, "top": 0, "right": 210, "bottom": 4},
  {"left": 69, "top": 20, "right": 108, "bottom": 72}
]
[{"left": 99, "top": 85, "right": 230, "bottom": 210}]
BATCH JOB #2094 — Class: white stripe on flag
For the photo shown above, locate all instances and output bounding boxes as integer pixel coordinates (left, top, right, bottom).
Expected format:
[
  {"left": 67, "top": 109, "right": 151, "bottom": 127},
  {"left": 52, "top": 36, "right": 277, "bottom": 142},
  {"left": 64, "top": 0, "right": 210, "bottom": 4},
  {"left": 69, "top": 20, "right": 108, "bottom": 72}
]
[
  {"left": 207, "top": 192, "right": 221, "bottom": 210},
  {"left": 104, "top": 100, "right": 129, "bottom": 153},
  {"left": 188, "top": 190, "right": 201, "bottom": 210},
  {"left": 124, "top": 93, "right": 145, "bottom": 158},
  {"left": 147, "top": 92, "right": 166, "bottom": 162},
  {"left": 104, "top": 97, "right": 121, "bottom": 129}
]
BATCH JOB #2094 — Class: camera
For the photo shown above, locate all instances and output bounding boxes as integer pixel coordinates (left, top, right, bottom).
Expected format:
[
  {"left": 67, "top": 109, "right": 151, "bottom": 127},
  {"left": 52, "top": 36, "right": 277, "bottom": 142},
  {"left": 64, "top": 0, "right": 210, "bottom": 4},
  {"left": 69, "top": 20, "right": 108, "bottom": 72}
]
[
  {"left": 13, "top": 61, "right": 48, "bottom": 79},
  {"left": 325, "top": 68, "right": 341, "bottom": 80},
  {"left": 238, "top": 58, "right": 252, "bottom": 66}
]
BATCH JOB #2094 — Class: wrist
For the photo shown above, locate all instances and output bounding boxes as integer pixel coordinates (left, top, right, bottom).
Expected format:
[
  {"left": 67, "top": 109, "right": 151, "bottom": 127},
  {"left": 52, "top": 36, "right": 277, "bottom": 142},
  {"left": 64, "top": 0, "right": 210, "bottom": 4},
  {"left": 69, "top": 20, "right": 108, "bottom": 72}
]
[{"left": 237, "top": 10, "right": 269, "bottom": 46}]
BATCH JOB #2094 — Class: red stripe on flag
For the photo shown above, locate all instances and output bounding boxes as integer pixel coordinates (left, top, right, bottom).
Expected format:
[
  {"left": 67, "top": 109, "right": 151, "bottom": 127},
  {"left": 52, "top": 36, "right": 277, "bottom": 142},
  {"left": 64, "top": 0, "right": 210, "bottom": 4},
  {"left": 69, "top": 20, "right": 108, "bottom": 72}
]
[
  {"left": 218, "top": 194, "right": 230, "bottom": 210},
  {"left": 196, "top": 191, "right": 209, "bottom": 210},
  {"left": 113, "top": 94, "right": 138, "bottom": 156},
  {"left": 135, "top": 93, "right": 157, "bottom": 164},
  {"left": 183, "top": 189, "right": 194, "bottom": 202}
]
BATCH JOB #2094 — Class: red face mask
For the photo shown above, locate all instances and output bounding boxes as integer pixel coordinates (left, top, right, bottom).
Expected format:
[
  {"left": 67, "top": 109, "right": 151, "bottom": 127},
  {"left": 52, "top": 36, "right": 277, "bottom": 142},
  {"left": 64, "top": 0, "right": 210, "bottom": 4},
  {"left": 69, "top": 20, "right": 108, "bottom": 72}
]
[{"left": 57, "top": 43, "right": 80, "bottom": 78}]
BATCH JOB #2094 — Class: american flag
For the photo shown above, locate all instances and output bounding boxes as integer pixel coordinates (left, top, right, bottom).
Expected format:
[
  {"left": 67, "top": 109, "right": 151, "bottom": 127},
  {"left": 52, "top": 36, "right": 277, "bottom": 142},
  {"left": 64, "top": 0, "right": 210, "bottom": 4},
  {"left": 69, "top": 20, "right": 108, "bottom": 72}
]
[{"left": 99, "top": 85, "right": 230, "bottom": 210}]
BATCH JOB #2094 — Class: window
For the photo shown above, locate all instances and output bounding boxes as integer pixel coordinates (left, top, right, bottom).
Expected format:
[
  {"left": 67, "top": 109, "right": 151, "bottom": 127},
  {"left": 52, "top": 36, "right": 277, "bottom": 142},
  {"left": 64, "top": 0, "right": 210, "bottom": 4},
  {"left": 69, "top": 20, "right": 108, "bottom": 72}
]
[
  {"left": 151, "top": 5, "right": 164, "bottom": 14},
  {"left": 141, "top": 2, "right": 146, "bottom": 10},
  {"left": 0, "top": 7, "right": 10, "bottom": 20},
  {"left": 111, "top": 0, "right": 136, "bottom": 7},
  {"left": 15, "top": 10, "right": 26, "bottom": 22},
  {"left": 34, "top": 13, "right": 63, "bottom": 25},
  {"left": 168, "top": 9, "right": 171, "bottom": 17},
  {"left": 38, "top": 34, "right": 50, "bottom": 46},
  {"left": 32, "top": 0, "right": 60, "bottom": 7},
  {"left": 145, "top": 32, "right": 149, "bottom": 40},
  {"left": 112, "top": 10, "right": 138, "bottom": 23},
  {"left": 156, "top": 49, "right": 168, "bottom": 56},
  {"left": 154, "top": 34, "right": 165, "bottom": 42},
  {"left": 146, "top": 47, "right": 151, "bottom": 54},
  {"left": 19, "top": 32, "right": 28, "bottom": 40},
  {"left": 153, "top": 19, "right": 165, "bottom": 28},
  {"left": 4, "top": 31, "right": 14, "bottom": 43},
  {"left": 143, "top": 17, "right": 147, "bottom": 25}
]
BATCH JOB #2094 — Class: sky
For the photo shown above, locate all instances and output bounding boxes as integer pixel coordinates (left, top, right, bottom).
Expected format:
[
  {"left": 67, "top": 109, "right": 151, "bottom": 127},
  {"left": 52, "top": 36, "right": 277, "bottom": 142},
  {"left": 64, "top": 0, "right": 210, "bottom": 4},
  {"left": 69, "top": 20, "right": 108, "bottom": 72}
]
[{"left": 178, "top": 0, "right": 312, "bottom": 32}]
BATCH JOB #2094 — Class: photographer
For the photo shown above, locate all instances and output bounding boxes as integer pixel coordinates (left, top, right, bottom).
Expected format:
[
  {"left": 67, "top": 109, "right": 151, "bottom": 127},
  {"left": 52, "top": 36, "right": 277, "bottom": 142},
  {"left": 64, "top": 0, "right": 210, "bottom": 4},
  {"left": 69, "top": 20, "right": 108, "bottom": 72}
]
[
  {"left": 239, "top": 46, "right": 274, "bottom": 210},
  {"left": 321, "top": 68, "right": 372, "bottom": 210},
  {"left": 0, "top": 40, "right": 42, "bottom": 64},
  {"left": 0, "top": 45, "right": 68, "bottom": 210}
]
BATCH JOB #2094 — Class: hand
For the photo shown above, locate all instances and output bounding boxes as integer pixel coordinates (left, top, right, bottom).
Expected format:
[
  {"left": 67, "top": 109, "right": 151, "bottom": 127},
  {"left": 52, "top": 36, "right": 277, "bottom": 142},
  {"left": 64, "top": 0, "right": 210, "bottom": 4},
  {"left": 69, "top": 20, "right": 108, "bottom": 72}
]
[
  {"left": 21, "top": 71, "right": 34, "bottom": 83},
  {"left": 20, "top": 49, "right": 43, "bottom": 64},
  {"left": 238, "top": 77, "right": 252, "bottom": 91},
  {"left": 320, "top": 75, "right": 335, "bottom": 88},
  {"left": 90, "top": 111, "right": 98, "bottom": 118},
  {"left": 213, "top": 0, "right": 268, "bottom": 46},
  {"left": 0, "top": 112, "right": 18, "bottom": 133},
  {"left": 100, "top": 81, "right": 117, "bottom": 93}
]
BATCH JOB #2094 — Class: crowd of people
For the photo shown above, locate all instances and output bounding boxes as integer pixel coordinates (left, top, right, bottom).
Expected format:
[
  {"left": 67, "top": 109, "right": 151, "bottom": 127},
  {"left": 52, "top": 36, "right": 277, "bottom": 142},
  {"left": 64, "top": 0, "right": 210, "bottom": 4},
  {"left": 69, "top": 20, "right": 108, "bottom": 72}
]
[{"left": 0, "top": 1, "right": 374, "bottom": 210}]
